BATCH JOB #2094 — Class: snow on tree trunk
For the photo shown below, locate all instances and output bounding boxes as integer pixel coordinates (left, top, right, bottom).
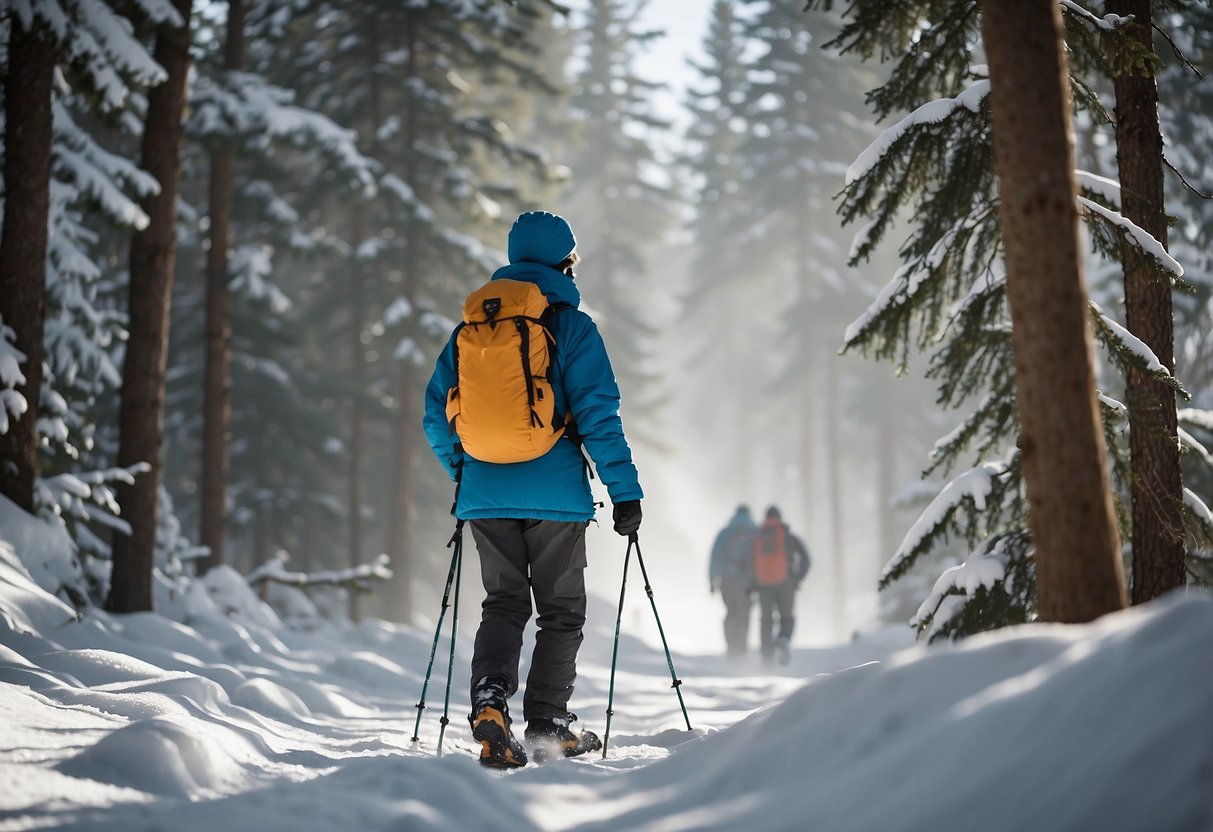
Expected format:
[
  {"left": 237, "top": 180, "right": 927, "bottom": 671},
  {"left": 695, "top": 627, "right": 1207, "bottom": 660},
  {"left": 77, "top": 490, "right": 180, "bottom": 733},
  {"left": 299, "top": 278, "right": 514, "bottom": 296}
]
[
  {"left": 110, "top": 0, "right": 194, "bottom": 614},
  {"left": 980, "top": 0, "right": 1126, "bottom": 622},
  {"left": 0, "top": 17, "right": 55, "bottom": 514},
  {"left": 199, "top": 0, "right": 246, "bottom": 576},
  {"left": 1109, "top": 0, "right": 1186, "bottom": 603}
]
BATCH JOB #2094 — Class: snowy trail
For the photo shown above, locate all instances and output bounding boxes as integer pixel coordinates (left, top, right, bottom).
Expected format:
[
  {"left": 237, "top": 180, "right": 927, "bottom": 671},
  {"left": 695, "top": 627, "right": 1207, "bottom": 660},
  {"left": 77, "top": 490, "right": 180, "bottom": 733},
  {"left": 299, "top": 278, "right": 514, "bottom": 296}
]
[
  {"left": 3, "top": 520, "right": 1212, "bottom": 832},
  {"left": 0, "top": 521, "right": 898, "bottom": 832},
  {"left": 0, "top": 613, "right": 885, "bottom": 831}
]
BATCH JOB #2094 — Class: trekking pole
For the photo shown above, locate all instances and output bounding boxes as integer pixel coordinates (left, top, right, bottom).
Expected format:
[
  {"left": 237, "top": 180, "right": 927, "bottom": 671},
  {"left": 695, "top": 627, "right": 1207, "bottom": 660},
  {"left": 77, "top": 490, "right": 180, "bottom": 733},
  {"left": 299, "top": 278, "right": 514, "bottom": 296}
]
[
  {"left": 632, "top": 533, "right": 692, "bottom": 731},
  {"left": 410, "top": 519, "right": 463, "bottom": 747},
  {"left": 436, "top": 521, "right": 465, "bottom": 757},
  {"left": 601, "top": 533, "right": 635, "bottom": 759}
]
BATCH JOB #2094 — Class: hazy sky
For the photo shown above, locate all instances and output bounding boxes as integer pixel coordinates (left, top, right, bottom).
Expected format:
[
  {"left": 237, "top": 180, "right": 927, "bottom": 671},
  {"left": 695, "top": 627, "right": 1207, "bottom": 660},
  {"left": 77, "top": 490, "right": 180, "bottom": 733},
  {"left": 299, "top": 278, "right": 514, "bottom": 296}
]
[
  {"left": 569, "top": 0, "right": 710, "bottom": 134},
  {"left": 633, "top": 0, "right": 710, "bottom": 127}
]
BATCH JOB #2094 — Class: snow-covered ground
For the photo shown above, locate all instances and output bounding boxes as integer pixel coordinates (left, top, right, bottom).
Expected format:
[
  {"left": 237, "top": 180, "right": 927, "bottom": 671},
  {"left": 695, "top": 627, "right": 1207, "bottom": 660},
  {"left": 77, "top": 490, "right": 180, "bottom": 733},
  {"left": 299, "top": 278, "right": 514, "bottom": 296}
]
[{"left": 2, "top": 504, "right": 1211, "bottom": 831}]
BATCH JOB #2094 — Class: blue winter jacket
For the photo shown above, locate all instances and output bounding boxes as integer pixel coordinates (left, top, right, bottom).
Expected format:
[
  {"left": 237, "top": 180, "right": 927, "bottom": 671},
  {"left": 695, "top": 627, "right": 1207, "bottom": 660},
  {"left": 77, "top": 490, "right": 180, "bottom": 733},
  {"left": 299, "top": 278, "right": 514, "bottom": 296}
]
[
  {"left": 709, "top": 510, "right": 757, "bottom": 586},
  {"left": 422, "top": 263, "right": 643, "bottom": 521}
]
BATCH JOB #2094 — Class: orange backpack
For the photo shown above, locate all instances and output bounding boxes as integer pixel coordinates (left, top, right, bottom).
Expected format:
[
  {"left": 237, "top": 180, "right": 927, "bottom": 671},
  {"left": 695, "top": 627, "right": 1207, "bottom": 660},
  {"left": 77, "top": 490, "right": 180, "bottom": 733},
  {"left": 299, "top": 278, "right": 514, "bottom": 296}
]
[
  {"left": 753, "top": 518, "right": 790, "bottom": 587},
  {"left": 444, "top": 279, "right": 568, "bottom": 463}
]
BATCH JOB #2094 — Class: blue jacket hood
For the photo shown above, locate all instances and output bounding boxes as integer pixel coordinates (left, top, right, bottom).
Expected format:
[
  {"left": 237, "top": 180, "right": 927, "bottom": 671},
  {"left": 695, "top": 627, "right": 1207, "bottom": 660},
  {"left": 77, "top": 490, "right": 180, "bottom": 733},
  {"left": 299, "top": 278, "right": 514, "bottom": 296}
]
[{"left": 491, "top": 262, "right": 581, "bottom": 308}]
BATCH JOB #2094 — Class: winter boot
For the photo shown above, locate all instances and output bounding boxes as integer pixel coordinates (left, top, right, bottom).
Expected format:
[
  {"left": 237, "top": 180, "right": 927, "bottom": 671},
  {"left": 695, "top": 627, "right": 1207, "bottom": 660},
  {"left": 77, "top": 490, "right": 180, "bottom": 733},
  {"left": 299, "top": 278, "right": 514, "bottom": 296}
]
[
  {"left": 774, "top": 638, "right": 790, "bottom": 666},
  {"left": 469, "top": 675, "right": 528, "bottom": 769},
  {"left": 524, "top": 713, "right": 602, "bottom": 763}
]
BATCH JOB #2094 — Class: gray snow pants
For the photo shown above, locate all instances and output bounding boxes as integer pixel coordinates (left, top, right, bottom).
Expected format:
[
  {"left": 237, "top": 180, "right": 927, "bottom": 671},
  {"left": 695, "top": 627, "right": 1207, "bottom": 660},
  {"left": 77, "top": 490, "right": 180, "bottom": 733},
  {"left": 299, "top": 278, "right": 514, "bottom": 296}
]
[
  {"left": 757, "top": 582, "right": 796, "bottom": 657},
  {"left": 720, "top": 575, "right": 753, "bottom": 655},
  {"left": 468, "top": 518, "right": 588, "bottom": 722}
]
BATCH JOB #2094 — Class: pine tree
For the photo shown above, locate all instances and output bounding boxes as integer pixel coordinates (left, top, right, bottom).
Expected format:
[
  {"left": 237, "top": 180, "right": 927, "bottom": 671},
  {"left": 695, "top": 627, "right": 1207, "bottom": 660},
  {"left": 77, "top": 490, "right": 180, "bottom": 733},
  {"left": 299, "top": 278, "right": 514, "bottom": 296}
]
[
  {"left": 564, "top": 0, "right": 678, "bottom": 443},
  {"left": 197, "top": 0, "right": 246, "bottom": 575},
  {"left": 679, "top": 0, "right": 756, "bottom": 493},
  {"left": 163, "top": 0, "right": 379, "bottom": 579},
  {"left": 110, "top": 0, "right": 195, "bottom": 614},
  {"left": 1160, "top": 5, "right": 1213, "bottom": 579},
  {"left": 980, "top": 0, "right": 1126, "bottom": 622},
  {"left": 2, "top": 0, "right": 187, "bottom": 605},
  {"left": 0, "top": 7, "right": 56, "bottom": 514},
  {"left": 809, "top": 0, "right": 1185, "bottom": 639},
  {"left": 1107, "top": 0, "right": 1186, "bottom": 602}
]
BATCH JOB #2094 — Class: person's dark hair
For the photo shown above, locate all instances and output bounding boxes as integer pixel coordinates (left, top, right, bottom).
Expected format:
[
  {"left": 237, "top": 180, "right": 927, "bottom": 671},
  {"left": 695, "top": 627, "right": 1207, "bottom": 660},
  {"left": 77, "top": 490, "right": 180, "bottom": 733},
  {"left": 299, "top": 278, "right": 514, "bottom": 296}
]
[{"left": 556, "top": 250, "right": 580, "bottom": 276}]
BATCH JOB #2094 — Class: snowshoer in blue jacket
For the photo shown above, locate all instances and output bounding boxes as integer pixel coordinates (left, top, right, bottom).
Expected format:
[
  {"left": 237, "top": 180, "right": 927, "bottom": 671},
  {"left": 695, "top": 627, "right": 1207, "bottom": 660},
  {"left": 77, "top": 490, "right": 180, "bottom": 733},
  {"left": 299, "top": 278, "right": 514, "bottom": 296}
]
[
  {"left": 709, "top": 505, "right": 757, "bottom": 657},
  {"left": 423, "top": 210, "right": 643, "bottom": 768}
]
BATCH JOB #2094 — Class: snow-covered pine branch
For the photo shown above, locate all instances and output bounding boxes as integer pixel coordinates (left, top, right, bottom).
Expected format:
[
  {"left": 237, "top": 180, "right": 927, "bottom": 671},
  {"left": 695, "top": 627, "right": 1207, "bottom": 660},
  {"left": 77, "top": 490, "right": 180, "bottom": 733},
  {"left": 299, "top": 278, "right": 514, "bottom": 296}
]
[
  {"left": 1179, "top": 427, "right": 1213, "bottom": 468},
  {"left": 1078, "top": 195, "right": 1185, "bottom": 281},
  {"left": 1089, "top": 300, "right": 1188, "bottom": 398},
  {"left": 0, "top": 318, "right": 30, "bottom": 436},
  {"left": 35, "top": 462, "right": 149, "bottom": 559},
  {"left": 187, "top": 71, "right": 377, "bottom": 195},
  {"left": 246, "top": 550, "right": 392, "bottom": 594},
  {"left": 1183, "top": 488, "right": 1213, "bottom": 553},
  {"left": 915, "top": 531, "right": 1036, "bottom": 641},
  {"left": 846, "top": 75, "right": 991, "bottom": 187},
  {"left": 1058, "top": 1, "right": 1134, "bottom": 32},
  {"left": 881, "top": 456, "right": 1013, "bottom": 587},
  {"left": 1178, "top": 408, "right": 1213, "bottom": 433}
]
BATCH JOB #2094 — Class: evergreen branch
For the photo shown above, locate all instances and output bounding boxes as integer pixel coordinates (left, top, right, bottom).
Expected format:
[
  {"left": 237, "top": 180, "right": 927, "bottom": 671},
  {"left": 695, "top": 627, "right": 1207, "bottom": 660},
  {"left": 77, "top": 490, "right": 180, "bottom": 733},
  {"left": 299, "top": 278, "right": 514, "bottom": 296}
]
[
  {"left": 1089, "top": 301, "right": 1190, "bottom": 399},
  {"left": 1163, "top": 154, "right": 1213, "bottom": 200},
  {"left": 1152, "top": 21, "right": 1202, "bottom": 78}
]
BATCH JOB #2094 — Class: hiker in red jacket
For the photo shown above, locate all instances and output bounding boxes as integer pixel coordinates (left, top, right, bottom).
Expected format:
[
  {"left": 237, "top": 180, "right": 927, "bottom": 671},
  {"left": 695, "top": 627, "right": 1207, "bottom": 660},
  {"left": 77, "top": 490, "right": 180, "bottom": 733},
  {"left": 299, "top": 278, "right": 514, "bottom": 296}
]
[{"left": 751, "top": 506, "right": 810, "bottom": 665}]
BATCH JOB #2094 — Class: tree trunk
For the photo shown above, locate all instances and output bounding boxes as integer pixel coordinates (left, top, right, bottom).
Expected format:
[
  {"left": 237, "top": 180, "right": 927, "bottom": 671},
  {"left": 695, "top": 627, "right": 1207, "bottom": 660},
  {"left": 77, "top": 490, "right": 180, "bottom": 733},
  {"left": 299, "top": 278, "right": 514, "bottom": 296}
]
[
  {"left": 198, "top": 0, "right": 245, "bottom": 575},
  {"left": 875, "top": 374, "right": 898, "bottom": 569},
  {"left": 825, "top": 357, "right": 844, "bottom": 634},
  {"left": 108, "top": 0, "right": 194, "bottom": 614},
  {"left": 348, "top": 201, "right": 366, "bottom": 621},
  {"left": 387, "top": 12, "right": 416, "bottom": 623},
  {"left": 0, "top": 18, "right": 55, "bottom": 514},
  {"left": 980, "top": 0, "right": 1127, "bottom": 623},
  {"left": 1108, "top": 0, "right": 1185, "bottom": 603}
]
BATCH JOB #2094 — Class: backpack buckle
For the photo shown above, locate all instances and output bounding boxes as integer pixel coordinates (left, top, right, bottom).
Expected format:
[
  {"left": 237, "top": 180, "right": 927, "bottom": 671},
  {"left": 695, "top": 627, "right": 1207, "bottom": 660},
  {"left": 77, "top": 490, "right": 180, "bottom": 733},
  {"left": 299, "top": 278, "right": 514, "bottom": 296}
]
[{"left": 482, "top": 298, "right": 501, "bottom": 320}]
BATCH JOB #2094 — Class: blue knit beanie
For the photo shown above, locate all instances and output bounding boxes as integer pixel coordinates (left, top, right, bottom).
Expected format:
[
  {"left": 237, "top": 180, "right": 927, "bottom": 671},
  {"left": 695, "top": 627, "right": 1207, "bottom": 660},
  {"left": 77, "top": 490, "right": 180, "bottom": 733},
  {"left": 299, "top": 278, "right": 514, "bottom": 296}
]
[{"left": 507, "top": 211, "right": 577, "bottom": 267}]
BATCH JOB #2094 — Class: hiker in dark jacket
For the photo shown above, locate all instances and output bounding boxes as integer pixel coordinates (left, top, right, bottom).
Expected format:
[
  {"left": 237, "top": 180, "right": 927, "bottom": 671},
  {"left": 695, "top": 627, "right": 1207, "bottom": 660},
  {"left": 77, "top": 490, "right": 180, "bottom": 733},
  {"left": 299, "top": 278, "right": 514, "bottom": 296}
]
[
  {"left": 422, "top": 210, "right": 643, "bottom": 768},
  {"left": 751, "top": 506, "right": 810, "bottom": 665},
  {"left": 709, "top": 505, "right": 757, "bottom": 656}
]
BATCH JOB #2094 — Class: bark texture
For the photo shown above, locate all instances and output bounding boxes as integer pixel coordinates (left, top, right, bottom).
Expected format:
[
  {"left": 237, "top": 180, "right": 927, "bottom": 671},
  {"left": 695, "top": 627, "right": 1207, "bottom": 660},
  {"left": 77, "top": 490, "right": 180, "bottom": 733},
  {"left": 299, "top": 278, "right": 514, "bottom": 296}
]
[
  {"left": 980, "top": 0, "right": 1127, "bottom": 622},
  {"left": 1108, "top": 0, "right": 1185, "bottom": 603},
  {"left": 198, "top": 0, "right": 246, "bottom": 575},
  {"left": 0, "top": 19, "right": 55, "bottom": 513},
  {"left": 108, "top": 0, "right": 194, "bottom": 613}
]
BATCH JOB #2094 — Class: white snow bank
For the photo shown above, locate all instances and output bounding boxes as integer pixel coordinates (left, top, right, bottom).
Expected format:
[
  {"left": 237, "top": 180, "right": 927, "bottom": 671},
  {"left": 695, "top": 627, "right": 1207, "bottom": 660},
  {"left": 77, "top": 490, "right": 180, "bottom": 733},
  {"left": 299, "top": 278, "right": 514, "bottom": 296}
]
[
  {"left": 525, "top": 594, "right": 1213, "bottom": 832},
  {"left": 58, "top": 716, "right": 247, "bottom": 799}
]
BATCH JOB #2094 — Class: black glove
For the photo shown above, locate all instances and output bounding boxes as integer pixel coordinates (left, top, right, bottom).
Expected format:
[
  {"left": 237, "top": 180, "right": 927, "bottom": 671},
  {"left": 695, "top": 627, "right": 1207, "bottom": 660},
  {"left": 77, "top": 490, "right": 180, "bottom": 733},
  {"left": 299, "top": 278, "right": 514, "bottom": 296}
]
[{"left": 612, "top": 500, "right": 642, "bottom": 536}]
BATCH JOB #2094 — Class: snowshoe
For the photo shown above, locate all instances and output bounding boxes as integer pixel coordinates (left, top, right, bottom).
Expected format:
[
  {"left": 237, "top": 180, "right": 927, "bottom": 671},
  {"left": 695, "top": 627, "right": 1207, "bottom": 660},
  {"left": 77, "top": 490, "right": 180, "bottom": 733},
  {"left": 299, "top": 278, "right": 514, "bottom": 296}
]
[
  {"left": 470, "top": 675, "right": 527, "bottom": 769},
  {"left": 524, "top": 714, "right": 602, "bottom": 763}
]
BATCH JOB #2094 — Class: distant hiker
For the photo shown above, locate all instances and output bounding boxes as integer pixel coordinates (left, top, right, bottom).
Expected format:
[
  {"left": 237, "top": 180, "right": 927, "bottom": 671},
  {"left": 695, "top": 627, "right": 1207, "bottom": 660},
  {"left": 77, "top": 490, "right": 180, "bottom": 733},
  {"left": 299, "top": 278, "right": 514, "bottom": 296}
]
[
  {"left": 752, "top": 506, "right": 810, "bottom": 665},
  {"left": 422, "top": 210, "right": 643, "bottom": 768},
  {"left": 709, "top": 505, "right": 758, "bottom": 656}
]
